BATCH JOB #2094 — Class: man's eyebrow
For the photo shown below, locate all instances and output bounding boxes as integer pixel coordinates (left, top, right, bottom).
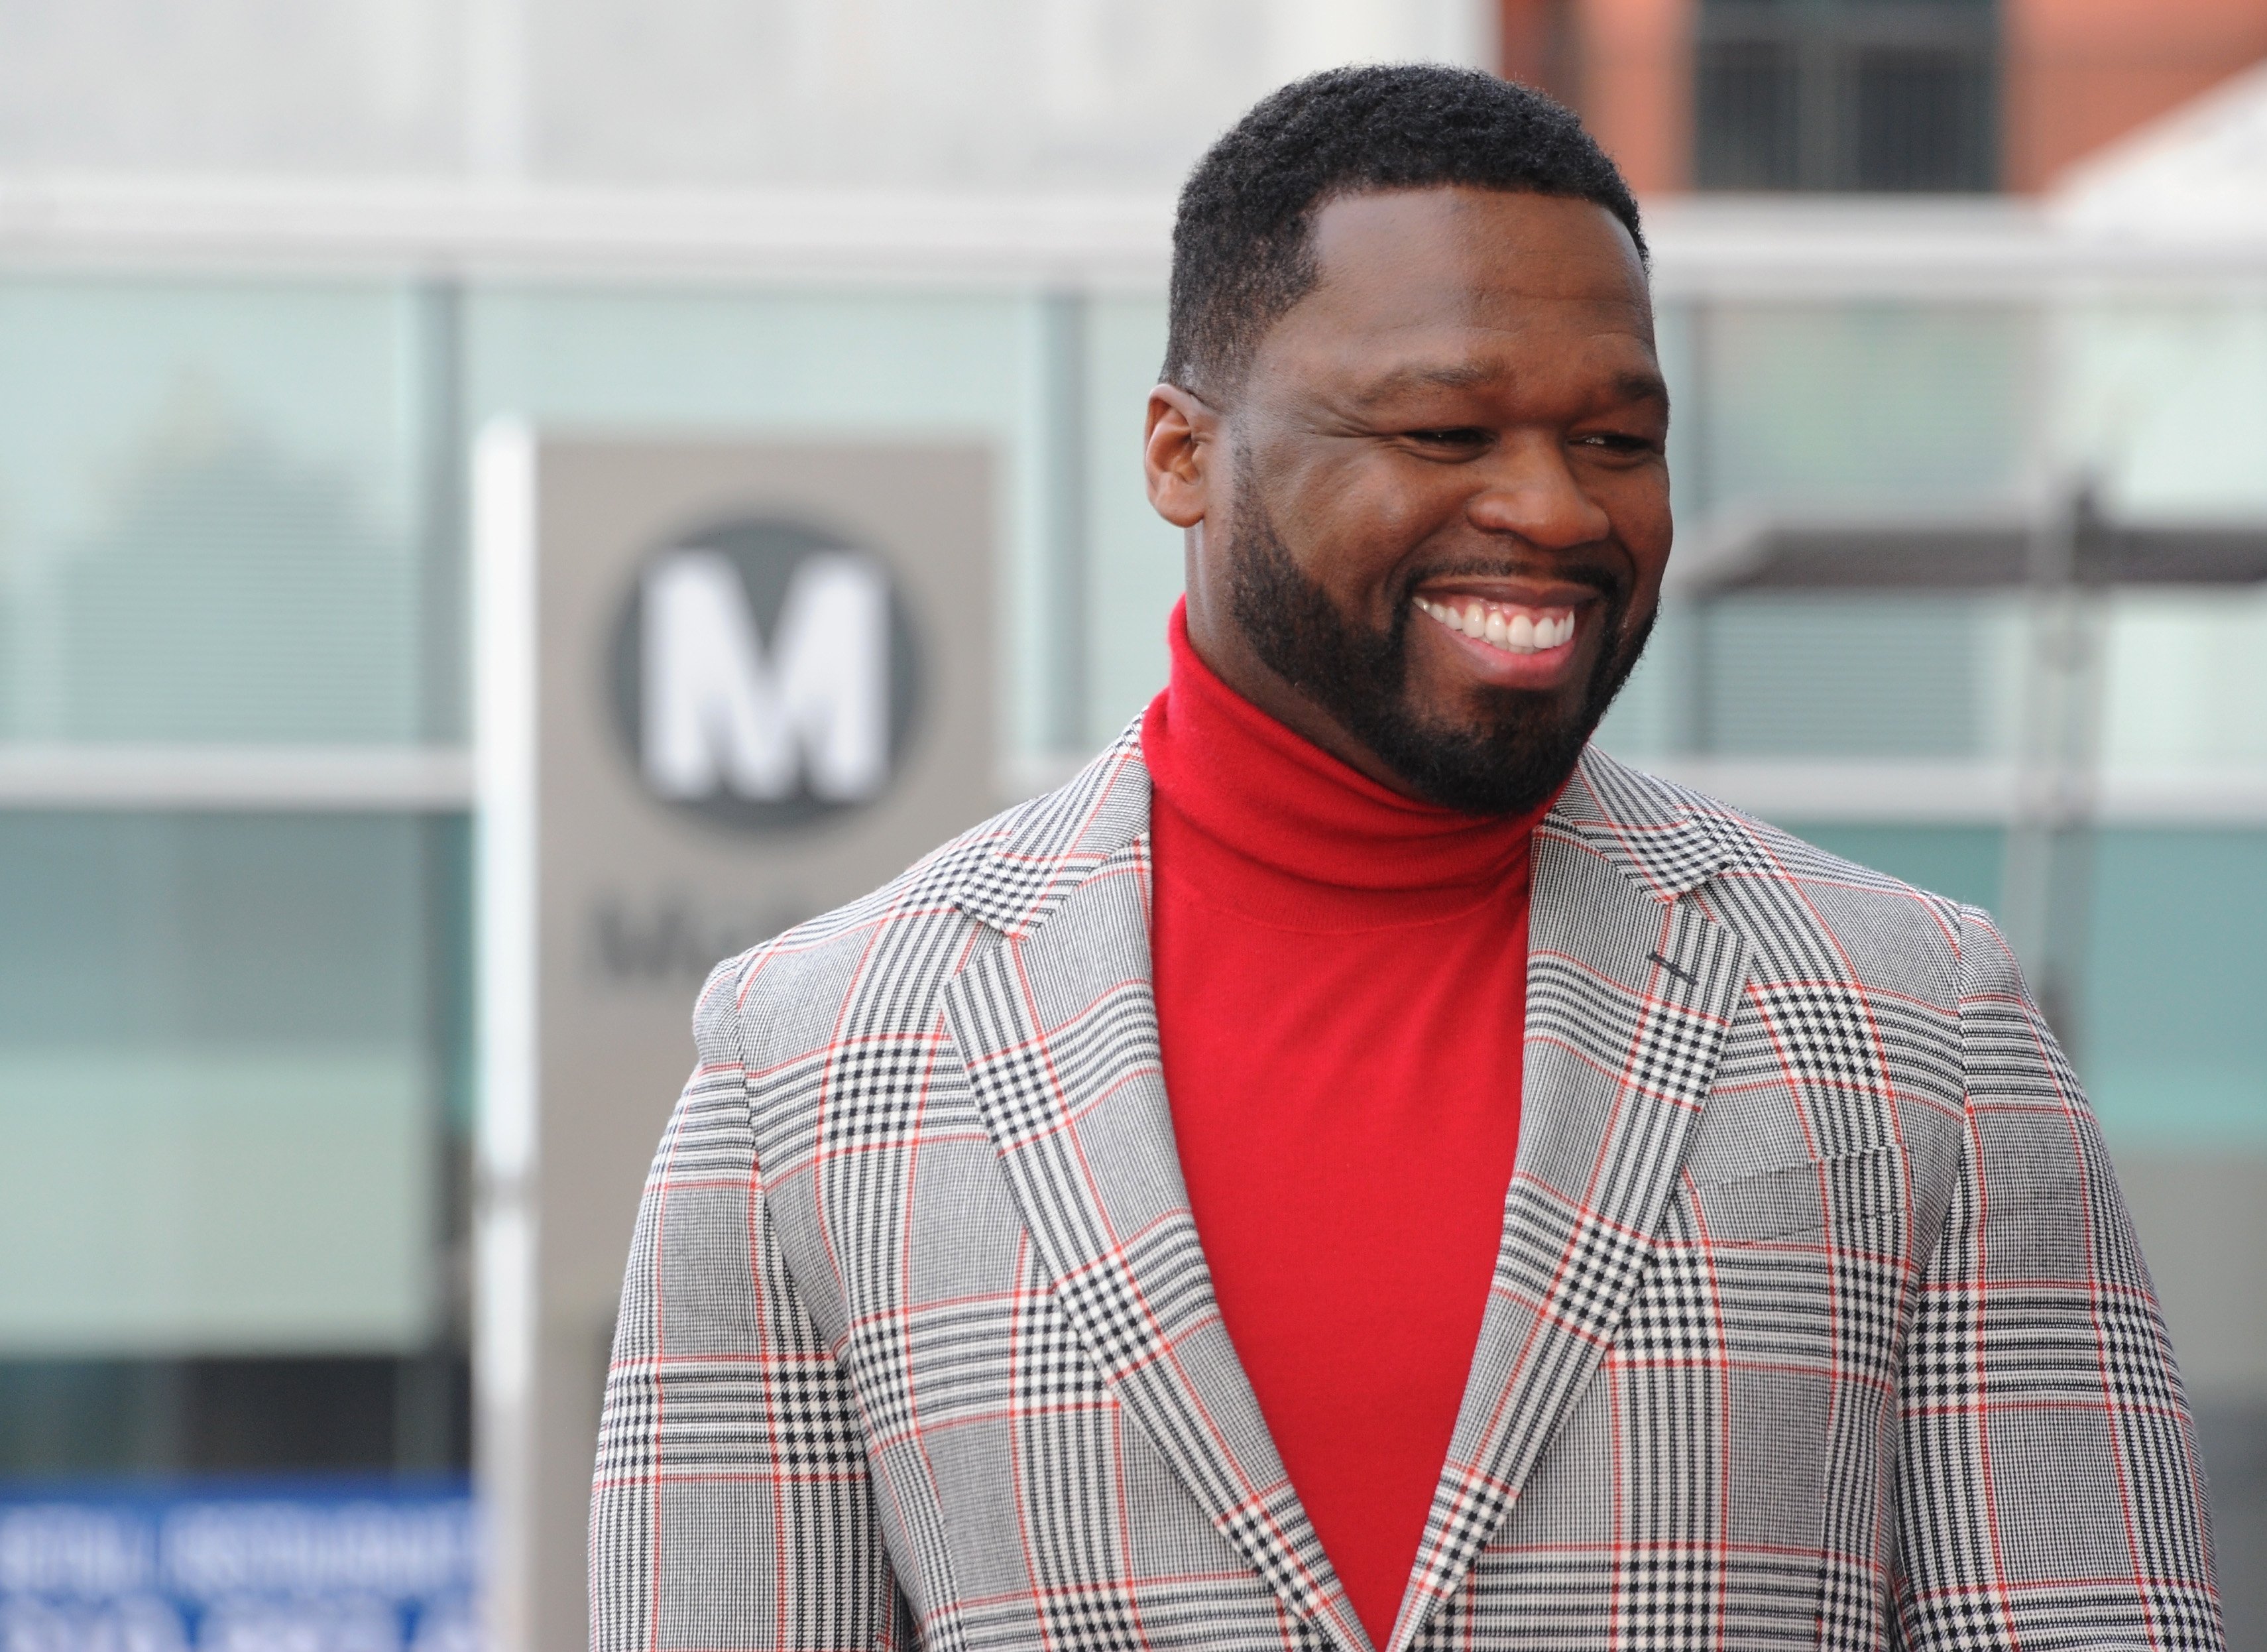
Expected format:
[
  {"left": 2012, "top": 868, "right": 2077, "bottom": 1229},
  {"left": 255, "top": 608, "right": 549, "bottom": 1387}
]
[
  {"left": 1347, "top": 361, "right": 1505, "bottom": 404},
  {"left": 1613, "top": 369, "right": 1672, "bottom": 410},
  {"left": 1347, "top": 362, "right": 1672, "bottom": 411}
]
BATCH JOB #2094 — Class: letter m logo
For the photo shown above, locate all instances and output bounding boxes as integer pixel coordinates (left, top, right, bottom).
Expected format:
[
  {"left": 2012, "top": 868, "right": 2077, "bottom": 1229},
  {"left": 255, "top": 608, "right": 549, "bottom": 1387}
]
[{"left": 640, "top": 548, "right": 890, "bottom": 802}]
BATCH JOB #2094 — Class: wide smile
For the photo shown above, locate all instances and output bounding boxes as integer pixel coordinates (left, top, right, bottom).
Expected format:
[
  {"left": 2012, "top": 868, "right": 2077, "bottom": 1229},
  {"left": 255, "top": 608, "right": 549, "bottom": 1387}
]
[
  {"left": 1409, "top": 588, "right": 1598, "bottom": 692},
  {"left": 1413, "top": 594, "right": 1576, "bottom": 656}
]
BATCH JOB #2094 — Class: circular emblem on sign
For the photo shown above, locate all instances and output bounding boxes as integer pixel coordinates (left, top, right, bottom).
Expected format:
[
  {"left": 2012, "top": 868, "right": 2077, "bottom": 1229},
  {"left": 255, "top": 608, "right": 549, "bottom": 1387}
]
[{"left": 609, "top": 516, "right": 922, "bottom": 831}]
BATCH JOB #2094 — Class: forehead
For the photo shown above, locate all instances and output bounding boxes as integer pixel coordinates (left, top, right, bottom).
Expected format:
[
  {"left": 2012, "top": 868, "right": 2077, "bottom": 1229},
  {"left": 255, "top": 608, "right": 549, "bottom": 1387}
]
[{"left": 1255, "top": 186, "right": 1657, "bottom": 392}]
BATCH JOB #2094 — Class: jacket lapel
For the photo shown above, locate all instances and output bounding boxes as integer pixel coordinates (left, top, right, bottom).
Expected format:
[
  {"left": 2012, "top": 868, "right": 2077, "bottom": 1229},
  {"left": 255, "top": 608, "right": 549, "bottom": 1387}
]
[
  {"left": 942, "top": 733, "right": 1373, "bottom": 1652},
  {"left": 1389, "top": 750, "right": 1751, "bottom": 1651}
]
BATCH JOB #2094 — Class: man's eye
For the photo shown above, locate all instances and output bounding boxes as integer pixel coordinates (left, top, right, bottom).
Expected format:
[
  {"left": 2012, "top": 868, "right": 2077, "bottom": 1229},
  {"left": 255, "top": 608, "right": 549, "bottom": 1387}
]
[
  {"left": 1407, "top": 428, "right": 1487, "bottom": 446},
  {"left": 1577, "top": 432, "right": 1657, "bottom": 454}
]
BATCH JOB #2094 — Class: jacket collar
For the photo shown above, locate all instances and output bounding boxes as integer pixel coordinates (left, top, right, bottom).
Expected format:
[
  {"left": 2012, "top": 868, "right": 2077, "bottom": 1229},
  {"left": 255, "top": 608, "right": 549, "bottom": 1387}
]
[
  {"left": 951, "top": 723, "right": 1152, "bottom": 939},
  {"left": 1542, "top": 744, "right": 1737, "bottom": 905}
]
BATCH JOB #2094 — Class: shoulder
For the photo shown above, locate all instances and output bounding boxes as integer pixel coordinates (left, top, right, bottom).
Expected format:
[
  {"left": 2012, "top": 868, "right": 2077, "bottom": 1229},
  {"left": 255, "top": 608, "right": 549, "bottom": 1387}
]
[
  {"left": 693, "top": 721, "right": 1155, "bottom": 1072},
  {"left": 690, "top": 796, "right": 1035, "bottom": 1064},
  {"left": 1570, "top": 747, "right": 1973, "bottom": 1004}
]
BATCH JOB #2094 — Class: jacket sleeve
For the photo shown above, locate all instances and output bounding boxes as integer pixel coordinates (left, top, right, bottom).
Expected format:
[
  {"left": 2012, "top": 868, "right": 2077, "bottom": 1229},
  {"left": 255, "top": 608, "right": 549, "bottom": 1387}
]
[
  {"left": 591, "top": 959, "right": 909, "bottom": 1652},
  {"left": 1890, "top": 907, "right": 2223, "bottom": 1649}
]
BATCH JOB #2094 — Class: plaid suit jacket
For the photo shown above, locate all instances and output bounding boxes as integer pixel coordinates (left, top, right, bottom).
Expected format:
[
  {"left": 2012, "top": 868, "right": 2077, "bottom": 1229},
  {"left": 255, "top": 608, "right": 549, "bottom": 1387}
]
[{"left": 593, "top": 728, "right": 2223, "bottom": 1652}]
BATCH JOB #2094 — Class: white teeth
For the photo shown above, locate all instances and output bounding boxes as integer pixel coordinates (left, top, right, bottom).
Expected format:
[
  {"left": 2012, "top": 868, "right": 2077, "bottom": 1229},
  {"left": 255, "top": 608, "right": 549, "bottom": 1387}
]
[{"left": 1416, "top": 596, "right": 1575, "bottom": 657}]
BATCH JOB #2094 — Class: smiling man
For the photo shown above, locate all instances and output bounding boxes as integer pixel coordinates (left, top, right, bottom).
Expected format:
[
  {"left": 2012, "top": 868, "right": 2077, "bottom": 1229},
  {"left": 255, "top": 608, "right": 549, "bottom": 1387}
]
[{"left": 593, "top": 67, "right": 2223, "bottom": 1652}]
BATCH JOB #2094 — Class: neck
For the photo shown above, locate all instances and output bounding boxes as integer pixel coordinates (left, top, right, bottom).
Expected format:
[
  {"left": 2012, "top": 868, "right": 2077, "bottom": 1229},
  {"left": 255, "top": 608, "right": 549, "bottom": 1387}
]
[
  {"left": 1140, "top": 601, "right": 1557, "bottom": 931},
  {"left": 1181, "top": 575, "right": 1420, "bottom": 798}
]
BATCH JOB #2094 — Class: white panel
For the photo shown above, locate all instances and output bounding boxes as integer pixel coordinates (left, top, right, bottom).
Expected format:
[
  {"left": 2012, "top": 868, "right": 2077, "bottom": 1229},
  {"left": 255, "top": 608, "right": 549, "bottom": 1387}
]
[{"left": 0, "top": 1051, "right": 432, "bottom": 1353}]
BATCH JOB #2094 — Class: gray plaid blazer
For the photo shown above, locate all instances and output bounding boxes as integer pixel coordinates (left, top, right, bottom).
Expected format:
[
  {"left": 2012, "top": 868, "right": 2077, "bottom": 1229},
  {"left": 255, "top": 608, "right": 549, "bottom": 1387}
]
[{"left": 593, "top": 727, "right": 2223, "bottom": 1652}]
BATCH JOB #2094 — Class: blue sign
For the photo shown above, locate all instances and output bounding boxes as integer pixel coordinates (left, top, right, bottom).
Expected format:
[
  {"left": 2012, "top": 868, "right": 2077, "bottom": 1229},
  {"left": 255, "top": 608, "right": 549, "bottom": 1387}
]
[{"left": 0, "top": 1481, "right": 477, "bottom": 1651}]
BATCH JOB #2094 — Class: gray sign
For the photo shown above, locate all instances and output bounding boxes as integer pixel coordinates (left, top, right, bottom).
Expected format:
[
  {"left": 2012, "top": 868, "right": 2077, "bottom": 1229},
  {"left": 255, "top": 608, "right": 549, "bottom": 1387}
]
[{"left": 475, "top": 436, "right": 994, "bottom": 1652}]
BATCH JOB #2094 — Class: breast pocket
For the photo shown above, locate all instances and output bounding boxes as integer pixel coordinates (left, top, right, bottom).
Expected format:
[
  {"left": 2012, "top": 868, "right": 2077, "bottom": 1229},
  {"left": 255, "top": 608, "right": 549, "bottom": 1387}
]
[
  {"left": 1676, "top": 1141, "right": 1912, "bottom": 1429},
  {"left": 1688, "top": 1141, "right": 1908, "bottom": 1248}
]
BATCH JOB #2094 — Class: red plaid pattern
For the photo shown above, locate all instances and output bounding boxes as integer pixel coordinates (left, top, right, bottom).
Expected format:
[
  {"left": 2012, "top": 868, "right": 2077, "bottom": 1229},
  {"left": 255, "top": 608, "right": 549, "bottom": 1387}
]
[{"left": 592, "top": 728, "right": 2223, "bottom": 1652}]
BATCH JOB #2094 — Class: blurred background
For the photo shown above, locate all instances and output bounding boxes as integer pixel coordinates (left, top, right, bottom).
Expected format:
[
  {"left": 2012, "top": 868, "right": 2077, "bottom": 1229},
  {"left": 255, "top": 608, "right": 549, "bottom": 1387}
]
[{"left": 0, "top": 1, "right": 2263, "bottom": 1647}]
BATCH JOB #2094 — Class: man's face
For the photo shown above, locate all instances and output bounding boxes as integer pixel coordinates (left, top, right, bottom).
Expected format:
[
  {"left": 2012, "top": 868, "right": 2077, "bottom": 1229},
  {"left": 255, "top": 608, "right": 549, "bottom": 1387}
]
[{"left": 1146, "top": 187, "right": 1672, "bottom": 813}]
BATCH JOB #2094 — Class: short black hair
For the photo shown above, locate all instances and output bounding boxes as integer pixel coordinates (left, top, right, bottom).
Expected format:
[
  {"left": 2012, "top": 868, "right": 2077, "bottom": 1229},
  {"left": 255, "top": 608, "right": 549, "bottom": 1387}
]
[{"left": 1163, "top": 64, "right": 1645, "bottom": 400}]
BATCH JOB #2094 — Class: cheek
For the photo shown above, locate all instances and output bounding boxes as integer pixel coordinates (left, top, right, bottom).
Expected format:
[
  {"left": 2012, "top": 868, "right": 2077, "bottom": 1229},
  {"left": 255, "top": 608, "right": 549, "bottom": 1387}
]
[
  {"left": 1273, "top": 469, "right": 1445, "bottom": 598},
  {"left": 1605, "top": 473, "right": 1674, "bottom": 582}
]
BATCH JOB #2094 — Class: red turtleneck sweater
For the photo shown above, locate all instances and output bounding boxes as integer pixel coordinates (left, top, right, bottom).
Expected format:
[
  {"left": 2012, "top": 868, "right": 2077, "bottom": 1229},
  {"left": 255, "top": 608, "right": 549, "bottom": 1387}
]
[{"left": 1141, "top": 605, "right": 1548, "bottom": 1649}]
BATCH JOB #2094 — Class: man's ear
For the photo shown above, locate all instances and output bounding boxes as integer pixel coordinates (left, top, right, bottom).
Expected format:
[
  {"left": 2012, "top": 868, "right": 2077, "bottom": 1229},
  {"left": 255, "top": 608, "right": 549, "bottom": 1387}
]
[{"left": 1143, "top": 383, "right": 1217, "bottom": 529}]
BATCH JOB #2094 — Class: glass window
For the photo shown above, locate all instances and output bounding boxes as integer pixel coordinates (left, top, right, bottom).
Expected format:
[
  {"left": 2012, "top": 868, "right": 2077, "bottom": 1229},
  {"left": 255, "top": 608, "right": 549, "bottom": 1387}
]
[
  {"left": 1664, "top": 298, "right": 2030, "bottom": 516},
  {"left": 0, "top": 811, "right": 466, "bottom": 1353},
  {"left": 0, "top": 278, "right": 459, "bottom": 744},
  {"left": 1696, "top": 0, "right": 2001, "bottom": 192}
]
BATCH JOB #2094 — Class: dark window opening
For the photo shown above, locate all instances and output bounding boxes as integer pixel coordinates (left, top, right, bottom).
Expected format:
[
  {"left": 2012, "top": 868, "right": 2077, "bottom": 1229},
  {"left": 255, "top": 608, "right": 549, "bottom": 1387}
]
[
  {"left": 1696, "top": 0, "right": 2000, "bottom": 192},
  {"left": 0, "top": 1355, "right": 471, "bottom": 1480}
]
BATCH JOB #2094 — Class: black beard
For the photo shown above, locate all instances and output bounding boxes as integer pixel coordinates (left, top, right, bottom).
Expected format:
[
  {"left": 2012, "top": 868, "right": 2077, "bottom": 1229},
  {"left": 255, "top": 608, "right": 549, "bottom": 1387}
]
[{"left": 1225, "top": 483, "right": 1653, "bottom": 816}]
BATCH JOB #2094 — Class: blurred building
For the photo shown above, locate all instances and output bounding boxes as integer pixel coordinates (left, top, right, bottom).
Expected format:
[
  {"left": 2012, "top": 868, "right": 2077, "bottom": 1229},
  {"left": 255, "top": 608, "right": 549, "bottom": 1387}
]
[
  {"left": 1504, "top": 0, "right": 2267, "bottom": 192},
  {"left": 0, "top": 1, "right": 2262, "bottom": 1647}
]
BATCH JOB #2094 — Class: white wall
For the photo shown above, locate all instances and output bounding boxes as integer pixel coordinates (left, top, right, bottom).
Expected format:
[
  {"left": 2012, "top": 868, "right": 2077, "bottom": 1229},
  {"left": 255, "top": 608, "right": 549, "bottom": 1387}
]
[{"left": 0, "top": 0, "right": 1495, "bottom": 188}]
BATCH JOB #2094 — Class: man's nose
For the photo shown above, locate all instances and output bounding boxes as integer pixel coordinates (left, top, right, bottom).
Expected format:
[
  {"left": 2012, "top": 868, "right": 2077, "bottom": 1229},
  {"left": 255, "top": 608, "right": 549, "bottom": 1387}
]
[{"left": 1464, "top": 432, "right": 1610, "bottom": 550}]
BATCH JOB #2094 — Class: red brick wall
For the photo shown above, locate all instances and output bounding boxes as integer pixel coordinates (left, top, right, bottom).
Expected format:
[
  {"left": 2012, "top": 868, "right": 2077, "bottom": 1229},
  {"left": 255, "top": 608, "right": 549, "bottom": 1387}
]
[{"left": 1502, "top": 0, "right": 1697, "bottom": 194}]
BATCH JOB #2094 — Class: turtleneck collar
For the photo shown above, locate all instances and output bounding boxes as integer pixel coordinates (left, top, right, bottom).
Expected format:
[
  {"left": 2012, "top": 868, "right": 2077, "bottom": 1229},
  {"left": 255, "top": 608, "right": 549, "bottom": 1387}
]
[{"left": 1139, "top": 599, "right": 1557, "bottom": 932}]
